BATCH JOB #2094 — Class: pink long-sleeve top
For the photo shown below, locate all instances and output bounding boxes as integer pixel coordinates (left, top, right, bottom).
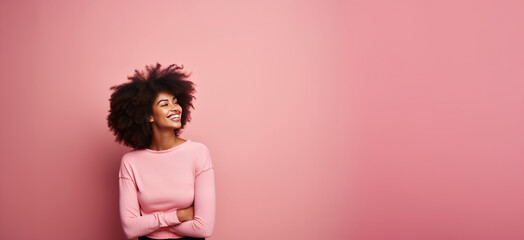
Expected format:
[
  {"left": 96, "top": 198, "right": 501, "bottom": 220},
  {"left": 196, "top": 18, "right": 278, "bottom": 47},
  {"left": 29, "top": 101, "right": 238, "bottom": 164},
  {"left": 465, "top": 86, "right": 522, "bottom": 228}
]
[{"left": 118, "top": 139, "right": 215, "bottom": 239}]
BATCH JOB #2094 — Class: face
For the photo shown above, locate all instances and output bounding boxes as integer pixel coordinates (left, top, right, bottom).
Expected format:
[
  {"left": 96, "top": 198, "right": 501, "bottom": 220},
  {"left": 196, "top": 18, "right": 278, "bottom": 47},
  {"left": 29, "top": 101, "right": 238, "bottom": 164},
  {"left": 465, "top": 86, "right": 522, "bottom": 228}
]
[{"left": 149, "top": 91, "right": 183, "bottom": 130}]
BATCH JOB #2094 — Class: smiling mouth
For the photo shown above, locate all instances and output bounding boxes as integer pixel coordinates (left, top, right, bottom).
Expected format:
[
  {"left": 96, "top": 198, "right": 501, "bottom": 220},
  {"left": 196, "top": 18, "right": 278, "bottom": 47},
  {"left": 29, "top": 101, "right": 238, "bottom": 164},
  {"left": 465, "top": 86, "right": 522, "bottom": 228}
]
[{"left": 167, "top": 113, "right": 181, "bottom": 121}]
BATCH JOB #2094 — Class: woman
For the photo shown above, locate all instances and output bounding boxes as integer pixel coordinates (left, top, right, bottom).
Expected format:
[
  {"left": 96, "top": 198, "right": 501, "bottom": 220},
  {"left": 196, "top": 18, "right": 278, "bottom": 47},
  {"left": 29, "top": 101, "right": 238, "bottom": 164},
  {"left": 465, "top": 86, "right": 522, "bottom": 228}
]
[{"left": 107, "top": 63, "right": 215, "bottom": 240}]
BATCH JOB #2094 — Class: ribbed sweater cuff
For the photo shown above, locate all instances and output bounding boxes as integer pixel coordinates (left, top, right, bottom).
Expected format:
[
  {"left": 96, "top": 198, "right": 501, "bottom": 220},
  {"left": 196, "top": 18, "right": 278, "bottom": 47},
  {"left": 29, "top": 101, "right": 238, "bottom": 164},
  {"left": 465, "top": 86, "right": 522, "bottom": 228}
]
[{"left": 164, "top": 209, "right": 181, "bottom": 225}]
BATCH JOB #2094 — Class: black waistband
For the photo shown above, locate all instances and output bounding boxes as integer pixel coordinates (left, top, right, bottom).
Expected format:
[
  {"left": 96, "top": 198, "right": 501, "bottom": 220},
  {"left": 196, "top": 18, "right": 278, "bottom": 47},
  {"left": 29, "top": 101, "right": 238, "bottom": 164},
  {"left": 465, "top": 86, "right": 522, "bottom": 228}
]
[{"left": 138, "top": 236, "right": 205, "bottom": 240}]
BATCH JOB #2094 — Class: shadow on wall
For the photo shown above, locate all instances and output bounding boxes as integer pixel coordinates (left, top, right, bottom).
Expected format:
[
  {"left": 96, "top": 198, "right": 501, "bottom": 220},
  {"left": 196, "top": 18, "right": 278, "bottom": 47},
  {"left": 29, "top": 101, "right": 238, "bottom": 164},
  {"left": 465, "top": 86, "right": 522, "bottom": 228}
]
[{"left": 91, "top": 129, "right": 130, "bottom": 240}]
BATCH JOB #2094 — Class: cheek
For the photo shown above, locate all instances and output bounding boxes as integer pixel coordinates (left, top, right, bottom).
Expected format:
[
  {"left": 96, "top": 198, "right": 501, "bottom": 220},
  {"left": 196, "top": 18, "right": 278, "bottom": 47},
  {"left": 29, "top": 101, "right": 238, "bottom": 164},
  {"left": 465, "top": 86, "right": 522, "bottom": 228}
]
[
  {"left": 153, "top": 108, "right": 166, "bottom": 119},
  {"left": 158, "top": 110, "right": 168, "bottom": 118}
]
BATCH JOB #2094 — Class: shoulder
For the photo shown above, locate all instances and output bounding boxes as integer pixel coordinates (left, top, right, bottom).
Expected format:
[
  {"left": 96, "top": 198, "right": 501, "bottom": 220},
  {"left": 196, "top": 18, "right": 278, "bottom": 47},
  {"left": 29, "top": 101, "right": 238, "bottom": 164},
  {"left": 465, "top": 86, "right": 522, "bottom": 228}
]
[
  {"left": 193, "top": 142, "right": 210, "bottom": 156},
  {"left": 187, "top": 140, "right": 211, "bottom": 153},
  {"left": 189, "top": 140, "right": 214, "bottom": 173},
  {"left": 120, "top": 148, "right": 145, "bottom": 164},
  {"left": 185, "top": 140, "right": 212, "bottom": 162}
]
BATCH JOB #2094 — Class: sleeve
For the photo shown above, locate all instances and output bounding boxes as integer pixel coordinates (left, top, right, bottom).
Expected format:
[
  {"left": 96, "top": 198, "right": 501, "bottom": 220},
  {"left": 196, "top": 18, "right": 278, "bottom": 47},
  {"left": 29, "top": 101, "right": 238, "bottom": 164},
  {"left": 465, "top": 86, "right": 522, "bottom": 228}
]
[
  {"left": 119, "top": 159, "right": 182, "bottom": 239},
  {"left": 168, "top": 145, "right": 216, "bottom": 238}
]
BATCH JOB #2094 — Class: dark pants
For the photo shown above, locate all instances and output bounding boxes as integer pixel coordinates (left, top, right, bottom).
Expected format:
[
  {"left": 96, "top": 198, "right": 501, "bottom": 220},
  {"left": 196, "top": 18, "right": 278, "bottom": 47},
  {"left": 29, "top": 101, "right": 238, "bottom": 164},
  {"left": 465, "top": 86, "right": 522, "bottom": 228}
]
[{"left": 138, "top": 236, "right": 204, "bottom": 240}]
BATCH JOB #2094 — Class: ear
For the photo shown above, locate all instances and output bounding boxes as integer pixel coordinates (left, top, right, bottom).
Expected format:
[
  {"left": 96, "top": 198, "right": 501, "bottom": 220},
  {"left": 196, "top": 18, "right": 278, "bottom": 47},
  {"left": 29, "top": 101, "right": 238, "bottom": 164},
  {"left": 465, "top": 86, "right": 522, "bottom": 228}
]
[{"left": 148, "top": 115, "right": 154, "bottom": 122}]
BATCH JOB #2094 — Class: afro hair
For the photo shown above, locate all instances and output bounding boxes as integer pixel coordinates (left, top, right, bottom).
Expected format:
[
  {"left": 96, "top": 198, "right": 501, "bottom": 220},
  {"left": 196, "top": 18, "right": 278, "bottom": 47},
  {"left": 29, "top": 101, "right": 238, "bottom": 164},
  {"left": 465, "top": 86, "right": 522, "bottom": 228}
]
[{"left": 107, "top": 63, "right": 196, "bottom": 149}]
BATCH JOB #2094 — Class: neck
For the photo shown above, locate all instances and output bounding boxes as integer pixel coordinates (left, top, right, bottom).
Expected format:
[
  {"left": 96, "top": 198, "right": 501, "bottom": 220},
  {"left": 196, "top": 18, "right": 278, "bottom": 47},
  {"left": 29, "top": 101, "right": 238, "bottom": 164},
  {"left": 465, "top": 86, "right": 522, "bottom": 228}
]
[{"left": 149, "top": 126, "right": 178, "bottom": 151}]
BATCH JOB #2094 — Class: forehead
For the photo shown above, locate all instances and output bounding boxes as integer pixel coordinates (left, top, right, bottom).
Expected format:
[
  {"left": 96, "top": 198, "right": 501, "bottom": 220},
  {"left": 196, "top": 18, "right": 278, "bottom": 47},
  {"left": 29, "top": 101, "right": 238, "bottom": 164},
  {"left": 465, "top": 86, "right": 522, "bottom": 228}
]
[{"left": 155, "top": 91, "right": 176, "bottom": 100}]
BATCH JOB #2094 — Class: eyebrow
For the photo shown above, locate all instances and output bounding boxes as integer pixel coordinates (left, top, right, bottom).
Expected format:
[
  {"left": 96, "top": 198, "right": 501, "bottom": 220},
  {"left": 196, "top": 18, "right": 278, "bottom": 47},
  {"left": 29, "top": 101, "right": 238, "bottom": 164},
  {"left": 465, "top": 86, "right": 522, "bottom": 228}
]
[{"left": 157, "top": 97, "right": 177, "bottom": 105}]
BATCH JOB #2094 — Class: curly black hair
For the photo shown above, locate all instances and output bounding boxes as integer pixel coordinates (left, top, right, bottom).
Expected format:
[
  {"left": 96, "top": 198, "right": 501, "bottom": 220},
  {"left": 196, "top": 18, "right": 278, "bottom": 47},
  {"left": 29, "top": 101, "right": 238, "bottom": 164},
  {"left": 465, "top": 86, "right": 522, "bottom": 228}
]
[{"left": 107, "top": 63, "right": 196, "bottom": 149}]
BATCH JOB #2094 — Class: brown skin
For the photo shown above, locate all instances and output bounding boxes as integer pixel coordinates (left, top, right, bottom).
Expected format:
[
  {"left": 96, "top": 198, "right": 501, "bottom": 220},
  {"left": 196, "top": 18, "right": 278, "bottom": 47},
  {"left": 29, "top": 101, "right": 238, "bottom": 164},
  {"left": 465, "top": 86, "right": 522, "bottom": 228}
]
[
  {"left": 177, "top": 205, "right": 195, "bottom": 222},
  {"left": 148, "top": 91, "right": 185, "bottom": 151},
  {"left": 148, "top": 91, "right": 194, "bottom": 222}
]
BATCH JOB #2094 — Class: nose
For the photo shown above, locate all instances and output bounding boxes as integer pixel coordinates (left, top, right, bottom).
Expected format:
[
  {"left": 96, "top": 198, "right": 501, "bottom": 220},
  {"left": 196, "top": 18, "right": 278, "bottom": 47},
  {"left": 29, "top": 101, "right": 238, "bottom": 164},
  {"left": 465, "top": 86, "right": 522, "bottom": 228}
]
[{"left": 170, "top": 103, "right": 180, "bottom": 111}]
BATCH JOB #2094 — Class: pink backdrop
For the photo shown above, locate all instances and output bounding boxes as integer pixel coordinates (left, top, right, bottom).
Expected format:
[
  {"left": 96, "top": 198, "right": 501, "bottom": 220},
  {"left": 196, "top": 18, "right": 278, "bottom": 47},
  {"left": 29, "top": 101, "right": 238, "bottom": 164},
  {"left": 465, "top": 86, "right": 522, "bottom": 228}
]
[{"left": 1, "top": 1, "right": 523, "bottom": 239}]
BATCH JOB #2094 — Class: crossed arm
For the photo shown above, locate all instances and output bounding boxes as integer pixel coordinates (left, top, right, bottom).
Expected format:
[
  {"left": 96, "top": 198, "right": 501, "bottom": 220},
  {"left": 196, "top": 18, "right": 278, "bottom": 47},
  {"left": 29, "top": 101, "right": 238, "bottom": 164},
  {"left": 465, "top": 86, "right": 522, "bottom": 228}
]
[
  {"left": 119, "top": 168, "right": 216, "bottom": 239},
  {"left": 168, "top": 168, "right": 215, "bottom": 237}
]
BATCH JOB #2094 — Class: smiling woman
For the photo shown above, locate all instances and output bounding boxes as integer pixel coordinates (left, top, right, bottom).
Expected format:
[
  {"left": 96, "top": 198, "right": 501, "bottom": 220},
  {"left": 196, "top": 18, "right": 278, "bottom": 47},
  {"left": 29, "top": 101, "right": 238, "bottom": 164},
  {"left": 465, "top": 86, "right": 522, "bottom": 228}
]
[
  {"left": 107, "top": 63, "right": 196, "bottom": 150},
  {"left": 148, "top": 91, "right": 185, "bottom": 149},
  {"left": 106, "top": 63, "right": 216, "bottom": 240}
]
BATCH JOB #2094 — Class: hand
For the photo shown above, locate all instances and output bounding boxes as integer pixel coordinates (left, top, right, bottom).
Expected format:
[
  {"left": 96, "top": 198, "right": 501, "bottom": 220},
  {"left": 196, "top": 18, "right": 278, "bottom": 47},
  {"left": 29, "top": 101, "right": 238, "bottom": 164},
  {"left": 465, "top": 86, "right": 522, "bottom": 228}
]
[{"left": 177, "top": 205, "right": 194, "bottom": 222}]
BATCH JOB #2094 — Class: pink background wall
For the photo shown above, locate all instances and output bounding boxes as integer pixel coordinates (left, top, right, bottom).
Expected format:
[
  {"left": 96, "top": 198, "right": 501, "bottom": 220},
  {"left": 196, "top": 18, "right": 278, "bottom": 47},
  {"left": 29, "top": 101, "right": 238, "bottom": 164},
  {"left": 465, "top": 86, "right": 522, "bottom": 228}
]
[{"left": 1, "top": 1, "right": 523, "bottom": 239}]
